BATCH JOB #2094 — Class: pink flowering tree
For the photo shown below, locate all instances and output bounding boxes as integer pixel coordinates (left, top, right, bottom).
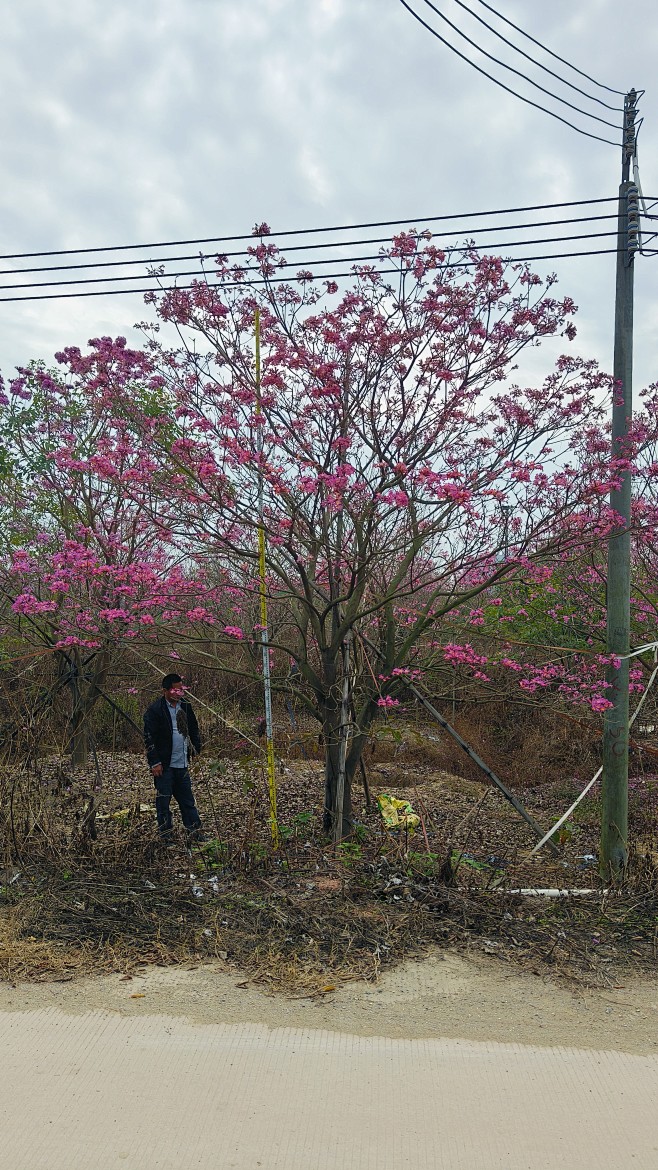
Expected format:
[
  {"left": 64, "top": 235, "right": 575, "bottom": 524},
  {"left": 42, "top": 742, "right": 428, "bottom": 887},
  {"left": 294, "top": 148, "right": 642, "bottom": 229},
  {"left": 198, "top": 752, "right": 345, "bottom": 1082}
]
[
  {"left": 0, "top": 343, "right": 223, "bottom": 766},
  {"left": 412, "top": 561, "right": 651, "bottom": 717},
  {"left": 8, "top": 234, "right": 658, "bottom": 838},
  {"left": 90, "top": 228, "right": 658, "bottom": 839},
  {"left": 437, "top": 399, "right": 658, "bottom": 711}
]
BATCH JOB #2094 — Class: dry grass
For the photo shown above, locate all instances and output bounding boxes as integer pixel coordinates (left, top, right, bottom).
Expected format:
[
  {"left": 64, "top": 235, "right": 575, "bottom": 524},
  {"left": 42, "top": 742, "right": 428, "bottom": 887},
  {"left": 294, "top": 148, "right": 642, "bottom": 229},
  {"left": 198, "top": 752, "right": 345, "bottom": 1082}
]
[{"left": 2, "top": 747, "right": 658, "bottom": 992}]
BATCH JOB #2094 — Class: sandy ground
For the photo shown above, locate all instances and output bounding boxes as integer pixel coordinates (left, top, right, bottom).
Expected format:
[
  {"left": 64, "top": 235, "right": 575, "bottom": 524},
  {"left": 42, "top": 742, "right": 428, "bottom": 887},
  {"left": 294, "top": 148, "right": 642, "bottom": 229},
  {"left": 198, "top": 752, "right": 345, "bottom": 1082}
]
[
  {"left": 2, "top": 947, "right": 658, "bottom": 1053},
  {"left": 3, "top": 953, "right": 658, "bottom": 1169}
]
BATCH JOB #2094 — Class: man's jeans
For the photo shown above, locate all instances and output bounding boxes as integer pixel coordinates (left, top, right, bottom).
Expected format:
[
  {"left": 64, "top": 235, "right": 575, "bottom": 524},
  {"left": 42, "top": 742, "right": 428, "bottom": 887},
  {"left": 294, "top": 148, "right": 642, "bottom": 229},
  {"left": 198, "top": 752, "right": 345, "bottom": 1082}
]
[{"left": 154, "top": 767, "right": 201, "bottom": 836}]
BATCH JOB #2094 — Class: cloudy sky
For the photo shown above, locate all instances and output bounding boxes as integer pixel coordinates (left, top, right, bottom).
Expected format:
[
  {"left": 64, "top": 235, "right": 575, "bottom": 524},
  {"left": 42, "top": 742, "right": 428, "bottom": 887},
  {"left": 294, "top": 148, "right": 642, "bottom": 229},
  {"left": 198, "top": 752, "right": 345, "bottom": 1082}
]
[{"left": 2, "top": 0, "right": 658, "bottom": 389}]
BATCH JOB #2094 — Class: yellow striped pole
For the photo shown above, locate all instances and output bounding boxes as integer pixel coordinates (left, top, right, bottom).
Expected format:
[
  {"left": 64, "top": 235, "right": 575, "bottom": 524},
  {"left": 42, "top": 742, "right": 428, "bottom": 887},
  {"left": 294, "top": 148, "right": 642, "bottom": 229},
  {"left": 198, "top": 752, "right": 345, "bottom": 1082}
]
[{"left": 255, "top": 308, "right": 279, "bottom": 846}]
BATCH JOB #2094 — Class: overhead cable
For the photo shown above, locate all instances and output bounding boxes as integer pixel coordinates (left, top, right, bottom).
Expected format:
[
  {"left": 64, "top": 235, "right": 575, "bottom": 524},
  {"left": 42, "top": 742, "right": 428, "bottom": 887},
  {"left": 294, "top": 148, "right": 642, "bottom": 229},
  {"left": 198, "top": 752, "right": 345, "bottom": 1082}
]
[
  {"left": 449, "top": 0, "right": 622, "bottom": 111},
  {"left": 472, "top": 0, "right": 626, "bottom": 97},
  {"left": 414, "top": 0, "right": 621, "bottom": 128},
  {"left": 0, "top": 197, "right": 621, "bottom": 262},
  {"left": 0, "top": 231, "right": 619, "bottom": 293},
  {"left": 397, "top": 0, "right": 621, "bottom": 146},
  {"left": 0, "top": 212, "right": 619, "bottom": 277},
  {"left": 0, "top": 246, "right": 622, "bottom": 303}
]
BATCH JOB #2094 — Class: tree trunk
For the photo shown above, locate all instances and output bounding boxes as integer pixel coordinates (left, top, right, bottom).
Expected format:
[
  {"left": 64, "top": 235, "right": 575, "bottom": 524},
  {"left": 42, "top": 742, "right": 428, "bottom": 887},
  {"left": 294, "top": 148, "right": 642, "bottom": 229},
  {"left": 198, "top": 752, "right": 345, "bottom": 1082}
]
[
  {"left": 60, "top": 647, "right": 111, "bottom": 768},
  {"left": 69, "top": 707, "right": 89, "bottom": 767},
  {"left": 63, "top": 649, "right": 89, "bottom": 766},
  {"left": 322, "top": 684, "right": 382, "bottom": 837},
  {"left": 322, "top": 703, "right": 354, "bottom": 837}
]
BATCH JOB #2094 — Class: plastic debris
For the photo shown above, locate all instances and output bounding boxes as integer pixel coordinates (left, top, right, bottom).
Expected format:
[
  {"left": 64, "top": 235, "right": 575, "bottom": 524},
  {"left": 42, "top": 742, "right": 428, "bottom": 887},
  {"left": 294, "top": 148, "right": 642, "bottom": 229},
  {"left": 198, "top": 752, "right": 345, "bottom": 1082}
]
[
  {"left": 190, "top": 874, "right": 221, "bottom": 899},
  {"left": 376, "top": 793, "right": 420, "bottom": 836}
]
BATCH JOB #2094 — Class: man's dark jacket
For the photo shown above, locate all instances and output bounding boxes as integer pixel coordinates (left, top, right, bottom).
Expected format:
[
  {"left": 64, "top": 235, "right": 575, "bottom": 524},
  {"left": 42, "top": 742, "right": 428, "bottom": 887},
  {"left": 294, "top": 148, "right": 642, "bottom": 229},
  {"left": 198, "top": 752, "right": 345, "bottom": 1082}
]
[{"left": 143, "top": 697, "right": 202, "bottom": 770}]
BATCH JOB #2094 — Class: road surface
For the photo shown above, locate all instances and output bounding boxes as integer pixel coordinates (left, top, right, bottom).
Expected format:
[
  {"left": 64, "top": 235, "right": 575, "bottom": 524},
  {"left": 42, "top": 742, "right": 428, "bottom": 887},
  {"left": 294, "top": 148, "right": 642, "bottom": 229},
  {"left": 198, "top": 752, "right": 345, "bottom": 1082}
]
[{"left": 2, "top": 954, "right": 657, "bottom": 1168}]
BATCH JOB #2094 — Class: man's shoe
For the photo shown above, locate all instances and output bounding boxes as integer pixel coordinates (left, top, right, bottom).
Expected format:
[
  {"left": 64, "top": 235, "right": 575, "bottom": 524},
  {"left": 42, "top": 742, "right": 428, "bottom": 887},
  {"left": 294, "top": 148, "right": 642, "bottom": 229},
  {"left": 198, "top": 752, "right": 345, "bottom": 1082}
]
[{"left": 187, "top": 827, "right": 207, "bottom": 843}]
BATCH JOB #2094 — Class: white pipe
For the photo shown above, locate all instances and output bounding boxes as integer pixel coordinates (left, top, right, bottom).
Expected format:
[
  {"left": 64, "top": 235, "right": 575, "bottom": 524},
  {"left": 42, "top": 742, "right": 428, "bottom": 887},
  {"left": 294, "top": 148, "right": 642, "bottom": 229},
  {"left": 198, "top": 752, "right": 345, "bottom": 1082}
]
[{"left": 505, "top": 888, "right": 607, "bottom": 897}]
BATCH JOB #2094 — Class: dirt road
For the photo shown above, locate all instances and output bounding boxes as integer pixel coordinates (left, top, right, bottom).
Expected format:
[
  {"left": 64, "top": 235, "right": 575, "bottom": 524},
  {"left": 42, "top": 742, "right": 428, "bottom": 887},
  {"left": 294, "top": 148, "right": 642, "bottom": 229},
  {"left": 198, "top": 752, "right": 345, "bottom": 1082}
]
[{"left": 2, "top": 952, "right": 658, "bottom": 1168}]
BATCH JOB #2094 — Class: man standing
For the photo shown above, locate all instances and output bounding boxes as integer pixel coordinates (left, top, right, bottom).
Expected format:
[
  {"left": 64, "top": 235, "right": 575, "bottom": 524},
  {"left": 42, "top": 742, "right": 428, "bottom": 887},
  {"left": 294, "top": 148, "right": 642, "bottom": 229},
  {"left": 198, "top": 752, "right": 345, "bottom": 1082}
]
[{"left": 143, "top": 673, "right": 204, "bottom": 843}]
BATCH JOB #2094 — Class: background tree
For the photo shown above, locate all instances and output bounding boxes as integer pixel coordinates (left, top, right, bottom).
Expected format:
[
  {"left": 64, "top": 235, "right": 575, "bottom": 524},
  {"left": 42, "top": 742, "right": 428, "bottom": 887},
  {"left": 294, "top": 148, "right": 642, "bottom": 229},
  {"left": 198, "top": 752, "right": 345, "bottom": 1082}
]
[{"left": 0, "top": 342, "right": 217, "bottom": 764}]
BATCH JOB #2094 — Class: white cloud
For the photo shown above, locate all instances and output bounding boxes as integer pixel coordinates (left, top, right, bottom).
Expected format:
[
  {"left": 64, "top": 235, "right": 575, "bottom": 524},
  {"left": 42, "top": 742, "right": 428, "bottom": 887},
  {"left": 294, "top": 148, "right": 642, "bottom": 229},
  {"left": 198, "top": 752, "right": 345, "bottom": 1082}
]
[
  {"left": 0, "top": 0, "right": 656, "bottom": 390},
  {"left": 297, "top": 144, "right": 333, "bottom": 204}
]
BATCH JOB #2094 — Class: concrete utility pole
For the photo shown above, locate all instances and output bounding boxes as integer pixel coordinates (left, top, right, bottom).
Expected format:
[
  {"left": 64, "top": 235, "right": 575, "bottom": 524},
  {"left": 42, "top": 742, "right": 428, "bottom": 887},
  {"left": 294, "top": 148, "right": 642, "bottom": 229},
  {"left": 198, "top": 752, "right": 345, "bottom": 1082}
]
[{"left": 600, "top": 90, "right": 640, "bottom": 878}]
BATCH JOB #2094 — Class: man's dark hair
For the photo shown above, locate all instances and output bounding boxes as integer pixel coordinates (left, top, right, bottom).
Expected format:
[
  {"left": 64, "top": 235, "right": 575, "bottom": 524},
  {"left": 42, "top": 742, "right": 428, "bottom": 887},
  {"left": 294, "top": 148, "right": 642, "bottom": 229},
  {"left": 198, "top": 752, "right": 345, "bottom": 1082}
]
[{"left": 161, "top": 673, "right": 183, "bottom": 690}]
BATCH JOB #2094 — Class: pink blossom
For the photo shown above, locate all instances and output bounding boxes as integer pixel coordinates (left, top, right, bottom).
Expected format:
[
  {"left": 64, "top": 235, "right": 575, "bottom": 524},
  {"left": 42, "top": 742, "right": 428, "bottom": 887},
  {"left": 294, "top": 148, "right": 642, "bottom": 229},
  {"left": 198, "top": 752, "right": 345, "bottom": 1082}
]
[
  {"left": 12, "top": 594, "right": 58, "bottom": 616},
  {"left": 223, "top": 625, "right": 244, "bottom": 640},
  {"left": 382, "top": 490, "right": 410, "bottom": 508}
]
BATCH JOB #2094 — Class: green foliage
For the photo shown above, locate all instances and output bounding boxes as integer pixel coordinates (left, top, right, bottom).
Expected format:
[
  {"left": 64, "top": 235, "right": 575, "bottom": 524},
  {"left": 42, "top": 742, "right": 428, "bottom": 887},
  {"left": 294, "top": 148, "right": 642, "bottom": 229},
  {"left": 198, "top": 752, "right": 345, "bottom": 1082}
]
[
  {"left": 278, "top": 810, "right": 316, "bottom": 843},
  {"left": 476, "top": 577, "right": 594, "bottom": 653},
  {"left": 235, "top": 757, "right": 258, "bottom": 793},
  {"left": 451, "top": 850, "right": 487, "bottom": 872},
  {"left": 198, "top": 838, "right": 228, "bottom": 867},
  {"left": 337, "top": 840, "right": 362, "bottom": 866},
  {"left": 557, "top": 821, "right": 575, "bottom": 845},
  {"left": 406, "top": 850, "right": 440, "bottom": 876},
  {"left": 373, "top": 724, "right": 405, "bottom": 747},
  {"left": 247, "top": 842, "right": 269, "bottom": 863},
  {"left": 208, "top": 759, "right": 229, "bottom": 777}
]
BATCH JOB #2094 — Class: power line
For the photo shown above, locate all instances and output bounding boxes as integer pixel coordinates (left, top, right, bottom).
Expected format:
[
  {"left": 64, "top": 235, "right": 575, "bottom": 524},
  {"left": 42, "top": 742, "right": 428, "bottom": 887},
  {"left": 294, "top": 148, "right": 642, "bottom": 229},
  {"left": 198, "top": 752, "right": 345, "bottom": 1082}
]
[
  {"left": 0, "top": 231, "right": 619, "bottom": 293},
  {"left": 0, "top": 246, "right": 621, "bottom": 303},
  {"left": 472, "top": 0, "right": 626, "bottom": 98},
  {"left": 449, "top": 0, "right": 622, "bottom": 111},
  {"left": 0, "top": 213, "right": 619, "bottom": 278},
  {"left": 0, "top": 196, "right": 620, "bottom": 263},
  {"left": 397, "top": 0, "right": 621, "bottom": 146},
  {"left": 414, "top": 0, "right": 621, "bottom": 129}
]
